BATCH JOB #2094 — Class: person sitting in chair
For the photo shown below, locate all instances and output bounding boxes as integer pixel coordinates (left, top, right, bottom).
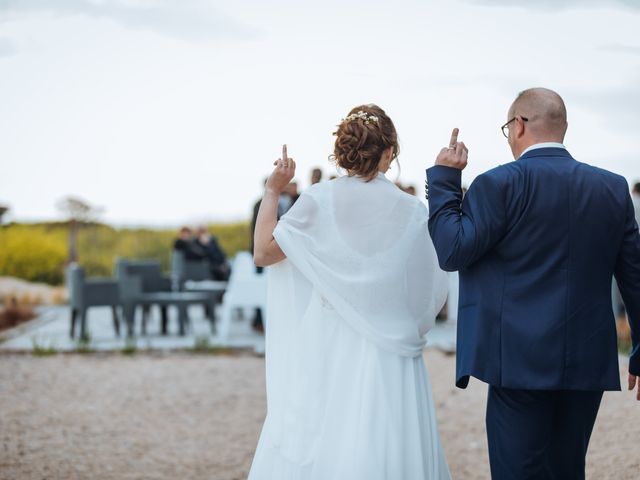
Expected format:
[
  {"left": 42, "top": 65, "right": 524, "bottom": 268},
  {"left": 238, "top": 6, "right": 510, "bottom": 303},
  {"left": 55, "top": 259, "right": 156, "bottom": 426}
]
[
  {"left": 195, "top": 227, "right": 231, "bottom": 281},
  {"left": 173, "top": 227, "right": 205, "bottom": 260}
]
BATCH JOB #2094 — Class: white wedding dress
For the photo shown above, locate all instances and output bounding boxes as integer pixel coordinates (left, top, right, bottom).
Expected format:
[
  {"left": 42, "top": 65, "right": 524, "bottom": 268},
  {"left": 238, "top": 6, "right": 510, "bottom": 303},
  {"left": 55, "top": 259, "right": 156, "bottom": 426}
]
[{"left": 248, "top": 172, "right": 450, "bottom": 480}]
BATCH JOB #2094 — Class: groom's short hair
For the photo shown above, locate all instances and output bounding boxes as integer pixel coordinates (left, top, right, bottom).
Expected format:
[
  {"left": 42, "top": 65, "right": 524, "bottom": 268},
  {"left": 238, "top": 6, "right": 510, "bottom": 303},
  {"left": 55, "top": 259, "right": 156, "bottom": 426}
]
[{"left": 633, "top": 182, "right": 640, "bottom": 194}]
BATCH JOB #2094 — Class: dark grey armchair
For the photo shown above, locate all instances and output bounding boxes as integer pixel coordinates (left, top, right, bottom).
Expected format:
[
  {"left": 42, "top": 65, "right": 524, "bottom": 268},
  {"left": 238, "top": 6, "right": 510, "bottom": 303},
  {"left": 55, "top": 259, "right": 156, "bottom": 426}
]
[
  {"left": 115, "top": 259, "right": 172, "bottom": 336},
  {"left": 67, "top": 264, "right": 121, "bottom": 340},
  {"left": 170, "top": 250, "right": 211, "bottom": 289},
  {"left": 116, "top": 258, "right": 217, "bottom": 336},
  {"left": 171, "top": 250, "right": 226, "bottom": 312}
]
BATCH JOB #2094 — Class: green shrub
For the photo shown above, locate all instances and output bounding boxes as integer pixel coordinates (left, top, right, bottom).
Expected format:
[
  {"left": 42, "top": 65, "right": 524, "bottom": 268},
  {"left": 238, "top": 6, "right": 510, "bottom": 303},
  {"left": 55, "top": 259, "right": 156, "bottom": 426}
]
[
  {"left": 0, "top": 224, "right": 67, "bottom": 284},
  {"left": 0, "top": 220, "right": 252, "bottom": 285}
]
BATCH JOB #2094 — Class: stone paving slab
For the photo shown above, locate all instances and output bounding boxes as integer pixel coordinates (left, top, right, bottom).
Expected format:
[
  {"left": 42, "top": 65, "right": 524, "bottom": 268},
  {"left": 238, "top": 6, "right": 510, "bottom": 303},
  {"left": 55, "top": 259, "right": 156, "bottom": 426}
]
[
  {"left": 0, "top": 306, "right": 456, "bottom": 355},
  {"left": 0, "top": 305, "right": 266, "bottom": 353}
]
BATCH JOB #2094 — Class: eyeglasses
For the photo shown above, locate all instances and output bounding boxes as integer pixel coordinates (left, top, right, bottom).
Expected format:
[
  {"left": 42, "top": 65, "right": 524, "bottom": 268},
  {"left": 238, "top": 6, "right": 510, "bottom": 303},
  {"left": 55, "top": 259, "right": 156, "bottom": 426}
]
[{"left": 501, "top": 116, "right": 528, "bottom": 138}]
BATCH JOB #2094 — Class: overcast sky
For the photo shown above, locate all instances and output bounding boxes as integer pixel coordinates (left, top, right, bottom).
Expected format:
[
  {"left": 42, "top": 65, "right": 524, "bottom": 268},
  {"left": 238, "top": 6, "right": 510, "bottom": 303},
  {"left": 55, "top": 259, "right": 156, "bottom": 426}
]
[{"left": 1, "top": 0, "right": 639, "bottom": 226}]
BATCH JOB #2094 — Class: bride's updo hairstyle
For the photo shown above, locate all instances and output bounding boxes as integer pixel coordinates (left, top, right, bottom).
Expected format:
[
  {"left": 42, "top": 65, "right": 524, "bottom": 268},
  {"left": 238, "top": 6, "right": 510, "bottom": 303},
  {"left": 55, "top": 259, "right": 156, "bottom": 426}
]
[{"left": 331, "top": 104, "right": 399, "bottom": 181}]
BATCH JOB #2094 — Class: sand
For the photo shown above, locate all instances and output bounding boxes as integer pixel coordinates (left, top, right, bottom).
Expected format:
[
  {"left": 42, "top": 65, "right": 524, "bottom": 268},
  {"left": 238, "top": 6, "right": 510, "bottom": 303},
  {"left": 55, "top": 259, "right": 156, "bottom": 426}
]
[{"left": 0, "top": 350, "right": 638, "bottom": 479}]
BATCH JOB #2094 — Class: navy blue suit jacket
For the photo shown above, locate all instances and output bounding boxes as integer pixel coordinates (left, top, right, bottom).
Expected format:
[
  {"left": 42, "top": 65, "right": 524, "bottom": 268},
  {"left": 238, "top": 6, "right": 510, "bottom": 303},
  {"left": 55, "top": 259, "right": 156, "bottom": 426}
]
[{"left": 427, "top": 147, "right": 640, "bottom": 390}]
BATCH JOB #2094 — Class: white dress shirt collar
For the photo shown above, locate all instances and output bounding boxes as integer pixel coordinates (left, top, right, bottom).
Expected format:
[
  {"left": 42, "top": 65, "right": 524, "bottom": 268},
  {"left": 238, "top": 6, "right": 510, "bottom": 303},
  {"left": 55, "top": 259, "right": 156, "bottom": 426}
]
[{"left": 520, "top": 142, "right": 566, "bottom": 159}]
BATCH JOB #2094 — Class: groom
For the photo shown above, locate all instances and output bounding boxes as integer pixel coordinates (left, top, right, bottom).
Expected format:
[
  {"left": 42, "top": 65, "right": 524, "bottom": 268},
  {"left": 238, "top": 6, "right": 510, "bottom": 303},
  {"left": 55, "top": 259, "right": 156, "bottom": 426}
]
[{"left": 426, "top": 88, "right": 640, "bottom": 479}]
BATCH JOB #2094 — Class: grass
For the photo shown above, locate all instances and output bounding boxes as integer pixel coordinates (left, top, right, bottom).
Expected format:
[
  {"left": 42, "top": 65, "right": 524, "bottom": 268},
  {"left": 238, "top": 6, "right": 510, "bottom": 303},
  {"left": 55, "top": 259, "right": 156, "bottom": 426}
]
[
  {"left": 75, "top": 333, "right": 95, "bottom": 354},
  {"left": 31, "top": 338, "right": 58, "bottom": 356},
  {"left": 190, "top": 335, "right": 232, "bottom": 355},
  {"left": 121, "top": 338, "right": 138, "bottom": 356}
]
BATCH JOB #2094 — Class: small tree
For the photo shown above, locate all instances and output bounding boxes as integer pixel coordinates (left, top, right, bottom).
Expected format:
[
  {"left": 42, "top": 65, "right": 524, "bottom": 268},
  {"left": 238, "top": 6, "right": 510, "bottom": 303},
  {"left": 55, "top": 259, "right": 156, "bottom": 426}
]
[{"left": 56, "top": 196, "right": 103, "bottom": 264}]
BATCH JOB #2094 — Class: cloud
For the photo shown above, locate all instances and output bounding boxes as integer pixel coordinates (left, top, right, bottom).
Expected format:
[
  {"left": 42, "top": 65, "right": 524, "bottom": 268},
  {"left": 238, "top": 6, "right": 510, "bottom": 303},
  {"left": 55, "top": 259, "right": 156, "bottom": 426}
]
[
  {"left": 463, "top": 0, "right": 640, "bottom": 10},
  {"left": 598, "top": 44, "right": 640, "bottom": 55},
  {"left": 0, "top": 36, "right": 16, "bottom": 57},
  {"left": 0, "top": 0, "right": 260, "bottom": 42},
  {"left": 570, "top": 82, "right": 640, "bottom": 131}
]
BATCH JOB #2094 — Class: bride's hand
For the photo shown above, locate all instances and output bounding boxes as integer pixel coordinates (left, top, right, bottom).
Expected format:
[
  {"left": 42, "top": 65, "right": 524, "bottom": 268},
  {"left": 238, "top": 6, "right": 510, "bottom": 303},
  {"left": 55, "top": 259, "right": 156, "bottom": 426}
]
[
  {"left": 266, "top": 144, "right": 296, "bottom": 194},
  {"left": 435, "top": 128, "right": 468, "bottom": 170}
]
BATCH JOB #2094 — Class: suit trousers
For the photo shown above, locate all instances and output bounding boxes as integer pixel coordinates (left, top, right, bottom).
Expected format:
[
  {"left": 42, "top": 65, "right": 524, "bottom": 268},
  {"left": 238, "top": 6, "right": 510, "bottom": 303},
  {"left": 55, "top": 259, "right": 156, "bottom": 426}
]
[{"left": 486, "top": 386, "right": 603, "bottom": 480}]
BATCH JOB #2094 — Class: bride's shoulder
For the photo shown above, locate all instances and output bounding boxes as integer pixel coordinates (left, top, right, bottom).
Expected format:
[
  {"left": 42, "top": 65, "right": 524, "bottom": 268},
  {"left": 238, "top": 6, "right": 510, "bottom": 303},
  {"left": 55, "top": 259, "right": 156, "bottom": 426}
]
[
  {"left": 411, "top": 197, "right": 430, "bottom": 219},
  {"left": 393, "top": 186, "right": 427, "bottom": 209},
  {"left": 399, "top": 193, "right": 429, "bottom": 223},
  {"left": 302, "top": 179, "right": 330, "bottom": 200},
  {"left": 291, "top": 181, "right": 329, "bottom": 211}
]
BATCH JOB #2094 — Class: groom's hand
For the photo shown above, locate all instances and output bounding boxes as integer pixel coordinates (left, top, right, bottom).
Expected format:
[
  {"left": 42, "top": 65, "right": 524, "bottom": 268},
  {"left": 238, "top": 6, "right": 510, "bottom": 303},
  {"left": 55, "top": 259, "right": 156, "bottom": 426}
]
[
  {"left": 629, "top": 374, "right": 640, "bottom": 401},
  {"left": 435, "top": 128, "right": 469, "bottom": 170}
]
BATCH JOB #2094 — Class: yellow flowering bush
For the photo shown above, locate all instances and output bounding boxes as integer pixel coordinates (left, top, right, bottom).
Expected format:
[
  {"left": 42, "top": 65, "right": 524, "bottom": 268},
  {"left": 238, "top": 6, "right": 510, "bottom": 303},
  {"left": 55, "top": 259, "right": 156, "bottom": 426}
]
[{"left": 0, "top": 221, "right": 251, "bottom": 285}]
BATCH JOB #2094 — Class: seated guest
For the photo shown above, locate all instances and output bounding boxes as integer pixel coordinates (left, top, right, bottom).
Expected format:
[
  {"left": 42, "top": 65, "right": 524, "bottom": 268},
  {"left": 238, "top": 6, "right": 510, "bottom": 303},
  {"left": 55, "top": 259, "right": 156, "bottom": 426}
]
[
  {"left": 195, "top": 227, "right": 231, "bottom": 281},
  {"left": 173, "top": 227, "right": 206, "bottom": 260},
  {"left": 310, "top": 167, "right": 322, "bottom": 185}
]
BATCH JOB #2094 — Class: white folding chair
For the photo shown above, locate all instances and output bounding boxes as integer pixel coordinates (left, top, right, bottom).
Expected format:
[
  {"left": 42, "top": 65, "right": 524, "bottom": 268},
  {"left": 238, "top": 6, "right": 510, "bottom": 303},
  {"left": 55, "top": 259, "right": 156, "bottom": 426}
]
[{"left": 217, "top": 252, "right": 267, "bottom": 342}]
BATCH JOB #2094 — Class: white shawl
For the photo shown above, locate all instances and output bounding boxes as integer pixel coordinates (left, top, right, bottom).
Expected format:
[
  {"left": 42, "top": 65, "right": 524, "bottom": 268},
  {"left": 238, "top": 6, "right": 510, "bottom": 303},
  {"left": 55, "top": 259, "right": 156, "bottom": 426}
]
[{"left": 269, "top": 172, "right": 447, "bottom": 357}]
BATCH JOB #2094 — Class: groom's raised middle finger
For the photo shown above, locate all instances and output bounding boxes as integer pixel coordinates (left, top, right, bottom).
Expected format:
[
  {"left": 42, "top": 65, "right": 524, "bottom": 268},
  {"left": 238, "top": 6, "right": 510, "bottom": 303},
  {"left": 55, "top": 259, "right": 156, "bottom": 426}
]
[{"left": 449, "top": 128, "right": 459, "bottom": 148}]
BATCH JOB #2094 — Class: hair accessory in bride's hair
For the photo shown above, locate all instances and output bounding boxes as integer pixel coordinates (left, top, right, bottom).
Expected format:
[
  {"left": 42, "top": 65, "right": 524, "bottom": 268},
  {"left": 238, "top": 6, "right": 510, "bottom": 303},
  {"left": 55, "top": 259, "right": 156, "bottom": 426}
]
[{"left": 340, "top": 110, "right": 379, "bottom": 126}]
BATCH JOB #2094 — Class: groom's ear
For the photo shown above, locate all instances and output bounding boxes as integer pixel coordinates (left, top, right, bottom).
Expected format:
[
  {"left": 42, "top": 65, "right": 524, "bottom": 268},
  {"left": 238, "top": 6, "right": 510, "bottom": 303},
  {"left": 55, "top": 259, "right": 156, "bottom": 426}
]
[{"left": 515, "top": 116, "right": 527, "bottom": 138}]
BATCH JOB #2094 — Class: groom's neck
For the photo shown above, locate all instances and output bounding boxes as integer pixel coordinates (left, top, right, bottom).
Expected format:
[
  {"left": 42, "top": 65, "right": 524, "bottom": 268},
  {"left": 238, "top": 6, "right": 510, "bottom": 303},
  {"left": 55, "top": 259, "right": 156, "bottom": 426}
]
[{"left": 514, "top": 134, "right": 565, "bottom": 159}]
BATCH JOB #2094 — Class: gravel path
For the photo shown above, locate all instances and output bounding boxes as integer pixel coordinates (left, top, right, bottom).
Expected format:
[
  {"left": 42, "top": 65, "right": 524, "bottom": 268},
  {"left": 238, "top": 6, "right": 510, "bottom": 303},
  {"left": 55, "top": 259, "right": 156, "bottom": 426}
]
[{"left": 0, "top": 351, "right": 637, "bottom": 479}]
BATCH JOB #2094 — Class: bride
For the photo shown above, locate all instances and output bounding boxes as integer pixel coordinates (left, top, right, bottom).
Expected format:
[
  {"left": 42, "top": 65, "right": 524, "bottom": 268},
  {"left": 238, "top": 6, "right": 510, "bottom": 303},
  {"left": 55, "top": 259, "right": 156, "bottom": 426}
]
[{"left": 249, "top": 104, "right": 451, "bottom": 479}]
